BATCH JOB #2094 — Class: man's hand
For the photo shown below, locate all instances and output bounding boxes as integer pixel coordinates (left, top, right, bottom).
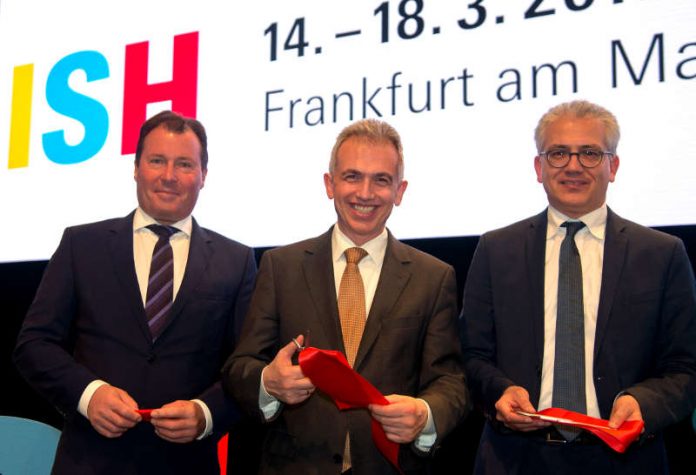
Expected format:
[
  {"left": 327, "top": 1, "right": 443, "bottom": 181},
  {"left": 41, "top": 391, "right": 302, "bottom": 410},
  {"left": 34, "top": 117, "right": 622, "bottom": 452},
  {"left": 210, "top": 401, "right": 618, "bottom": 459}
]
[
  {"left": 150, "top": 400, "right": 206, "bottom": 443},
  {"left": 262, "top": 335, "right": 315, "bottom": 405},
  {"left": 369, "top": 395, "right": 428, "bottom": 444},
  {"left": 494, "top": 385, "right": 550, "bottom": 432},
  {"left": 609, "top": 394, "right": 643, "bottom": 429},
  {"left": 87, "top": 384, "right": 140, "bottom": 438}
]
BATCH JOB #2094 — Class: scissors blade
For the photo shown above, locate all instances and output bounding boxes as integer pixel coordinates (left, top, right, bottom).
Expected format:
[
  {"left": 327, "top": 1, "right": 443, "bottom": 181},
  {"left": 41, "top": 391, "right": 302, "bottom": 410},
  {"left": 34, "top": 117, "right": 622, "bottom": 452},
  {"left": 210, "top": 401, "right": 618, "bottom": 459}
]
[{"left": 291, "top": 337, "right": 305, "bottom": 351}]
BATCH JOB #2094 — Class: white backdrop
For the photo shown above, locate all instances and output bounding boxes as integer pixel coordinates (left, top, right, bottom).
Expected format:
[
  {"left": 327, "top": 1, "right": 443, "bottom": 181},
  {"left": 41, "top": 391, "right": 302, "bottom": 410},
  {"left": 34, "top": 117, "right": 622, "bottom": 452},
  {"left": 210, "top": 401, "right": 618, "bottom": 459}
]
[{"left": 1, "top": 0, "right": 694, "bottom": 262}]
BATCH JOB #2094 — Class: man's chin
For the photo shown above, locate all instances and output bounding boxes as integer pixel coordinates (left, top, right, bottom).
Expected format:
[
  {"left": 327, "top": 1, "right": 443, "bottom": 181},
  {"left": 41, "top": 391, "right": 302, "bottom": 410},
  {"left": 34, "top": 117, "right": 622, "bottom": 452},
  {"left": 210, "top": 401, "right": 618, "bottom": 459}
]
[{"left": 150, "top": 210, "right": 185, "bottom": 225}]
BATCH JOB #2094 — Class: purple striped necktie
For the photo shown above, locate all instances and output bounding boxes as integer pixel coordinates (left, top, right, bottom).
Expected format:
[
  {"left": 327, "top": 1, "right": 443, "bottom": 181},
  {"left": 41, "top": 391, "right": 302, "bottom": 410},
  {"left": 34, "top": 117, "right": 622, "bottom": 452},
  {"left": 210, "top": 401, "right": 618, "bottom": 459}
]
[{"left": 145, "top": 224, "right": 179, "bottom": 340}]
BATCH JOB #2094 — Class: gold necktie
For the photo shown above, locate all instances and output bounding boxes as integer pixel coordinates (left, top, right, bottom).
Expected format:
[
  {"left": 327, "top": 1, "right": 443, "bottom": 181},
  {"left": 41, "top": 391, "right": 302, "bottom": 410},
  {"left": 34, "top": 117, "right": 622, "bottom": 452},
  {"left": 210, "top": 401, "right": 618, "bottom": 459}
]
[
  {"left": 337, "top": 246, "right": 367, "bottom": 472},
  {"left": 338, "top": 247, "right": 368, "bottom": 366}
]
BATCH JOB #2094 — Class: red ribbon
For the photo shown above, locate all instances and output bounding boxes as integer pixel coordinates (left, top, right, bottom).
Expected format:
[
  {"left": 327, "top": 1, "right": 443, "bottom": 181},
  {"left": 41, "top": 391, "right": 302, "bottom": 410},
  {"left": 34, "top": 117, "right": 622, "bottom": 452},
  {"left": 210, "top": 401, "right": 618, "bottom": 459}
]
[
  {"left": 298, "top": 347, "right": 403, "bottom": 474},
  {"left": 538, "top": 407, "right": 644, "bottom": 453}
]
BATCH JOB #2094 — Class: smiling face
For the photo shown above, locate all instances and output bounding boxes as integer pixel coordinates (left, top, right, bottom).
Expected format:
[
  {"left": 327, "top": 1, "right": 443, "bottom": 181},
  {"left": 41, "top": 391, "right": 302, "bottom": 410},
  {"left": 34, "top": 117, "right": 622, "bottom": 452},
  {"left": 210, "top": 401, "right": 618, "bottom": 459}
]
[
  {"left": 534, "top": 116, "right": 619, "bottom": 218},
  {"left": 134, "top": 125, "right": 207, "bottom": 224},
  {"left": 324, "top": 137, "right": 408, "bottom": 245}
]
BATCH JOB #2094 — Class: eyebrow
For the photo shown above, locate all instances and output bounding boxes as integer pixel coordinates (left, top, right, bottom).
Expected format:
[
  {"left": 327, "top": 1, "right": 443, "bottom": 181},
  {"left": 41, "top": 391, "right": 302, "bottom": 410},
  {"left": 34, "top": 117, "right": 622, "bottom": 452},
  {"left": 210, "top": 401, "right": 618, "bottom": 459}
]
[
  {"left": 146, "top": 154, "right": 196, "bottom": 161},
  {"left": 341, "top": 169, "right": 394, "bottom": 179},
  {"left": 546, "top": 143, "right": 604, "bottom": 150}
]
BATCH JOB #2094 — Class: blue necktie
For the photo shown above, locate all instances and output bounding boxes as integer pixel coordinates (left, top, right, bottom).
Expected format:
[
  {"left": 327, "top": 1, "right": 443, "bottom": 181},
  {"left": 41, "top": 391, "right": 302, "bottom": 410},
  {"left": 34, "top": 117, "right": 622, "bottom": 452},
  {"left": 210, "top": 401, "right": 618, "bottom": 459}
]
[
  {"left": 552, "top": 221, "right": 587, "bottom": 440},
  {"left": 145, "top": 224, "right": 178, "bottom": 340}
]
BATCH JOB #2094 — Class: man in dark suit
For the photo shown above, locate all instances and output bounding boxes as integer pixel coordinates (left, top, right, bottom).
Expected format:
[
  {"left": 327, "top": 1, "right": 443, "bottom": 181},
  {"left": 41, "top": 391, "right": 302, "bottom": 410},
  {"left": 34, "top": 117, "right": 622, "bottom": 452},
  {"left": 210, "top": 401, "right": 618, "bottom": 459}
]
[
  {"left": 460, "top": 100, "right": 696, "bottom": 474},
  {"left": 13, "top": 111, "right": 257, "bottom": 474},
  {"left": 222, "top": 119, "right": 469, "bottom": 475}
]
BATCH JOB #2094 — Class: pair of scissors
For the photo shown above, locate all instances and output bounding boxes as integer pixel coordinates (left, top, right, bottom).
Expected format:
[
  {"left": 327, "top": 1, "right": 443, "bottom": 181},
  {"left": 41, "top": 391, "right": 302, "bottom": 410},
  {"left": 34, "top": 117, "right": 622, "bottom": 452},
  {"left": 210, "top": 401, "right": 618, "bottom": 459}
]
[
  {"left": 291, "top": 330, "right": 310, "bottom": 365},
  {"left": 291, "top": 329, "right": 310, "bottom": 351}
]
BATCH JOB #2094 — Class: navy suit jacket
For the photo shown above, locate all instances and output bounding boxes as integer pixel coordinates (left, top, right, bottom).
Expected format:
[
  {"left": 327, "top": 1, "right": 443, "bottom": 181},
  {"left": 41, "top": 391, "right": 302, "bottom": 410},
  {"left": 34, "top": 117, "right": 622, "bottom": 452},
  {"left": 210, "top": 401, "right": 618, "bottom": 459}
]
[
  {"left": 14, "top": 212, "right": 256, "bottom": 475},
  {"left": 460, "top": 208, "right": 696, "bottom": 472},
  {"left": 223, "top": 228, "right": 469, "bottom": 475}
]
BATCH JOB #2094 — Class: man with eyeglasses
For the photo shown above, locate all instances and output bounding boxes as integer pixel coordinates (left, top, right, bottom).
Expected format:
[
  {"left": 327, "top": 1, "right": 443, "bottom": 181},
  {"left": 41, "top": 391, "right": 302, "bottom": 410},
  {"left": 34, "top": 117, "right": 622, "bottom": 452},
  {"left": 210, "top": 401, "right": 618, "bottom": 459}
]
[{"left": 460, "top": 100, "right": 696, "bottom": 474}]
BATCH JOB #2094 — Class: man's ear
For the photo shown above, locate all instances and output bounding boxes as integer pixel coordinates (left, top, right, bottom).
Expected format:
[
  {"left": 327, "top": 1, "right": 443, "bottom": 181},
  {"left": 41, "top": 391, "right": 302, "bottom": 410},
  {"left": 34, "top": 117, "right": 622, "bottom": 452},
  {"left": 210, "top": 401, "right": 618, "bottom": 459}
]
[{"left": 324, "top": 173, "right": 335, "bottom": 199}]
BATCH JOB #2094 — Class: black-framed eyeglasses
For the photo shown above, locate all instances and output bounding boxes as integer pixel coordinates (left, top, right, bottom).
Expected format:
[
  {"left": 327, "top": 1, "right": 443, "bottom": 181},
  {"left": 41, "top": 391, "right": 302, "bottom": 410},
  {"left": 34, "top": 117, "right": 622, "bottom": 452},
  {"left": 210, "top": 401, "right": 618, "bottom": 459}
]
[{"left": 540, "top": 149, "right": 614, "bottom": 168}]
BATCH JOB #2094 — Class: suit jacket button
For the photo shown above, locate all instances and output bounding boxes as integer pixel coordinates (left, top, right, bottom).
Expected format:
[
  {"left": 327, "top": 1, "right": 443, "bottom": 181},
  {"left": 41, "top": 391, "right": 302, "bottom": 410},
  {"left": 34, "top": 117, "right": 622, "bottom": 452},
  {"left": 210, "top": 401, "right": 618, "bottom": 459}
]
[
  {"left": 332, "top": 453, "right": 343, "bottom": 464},
  {"left": 147, "top": 353, "right": 156, "bottom": 363}
]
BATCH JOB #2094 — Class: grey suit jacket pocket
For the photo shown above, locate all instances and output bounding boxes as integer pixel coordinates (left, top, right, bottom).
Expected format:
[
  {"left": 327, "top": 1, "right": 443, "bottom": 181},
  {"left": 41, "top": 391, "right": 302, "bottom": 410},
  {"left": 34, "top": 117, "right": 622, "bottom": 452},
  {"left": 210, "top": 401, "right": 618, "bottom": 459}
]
[{"left": 381, "top": 315, "right": 421, "bottom": 331}]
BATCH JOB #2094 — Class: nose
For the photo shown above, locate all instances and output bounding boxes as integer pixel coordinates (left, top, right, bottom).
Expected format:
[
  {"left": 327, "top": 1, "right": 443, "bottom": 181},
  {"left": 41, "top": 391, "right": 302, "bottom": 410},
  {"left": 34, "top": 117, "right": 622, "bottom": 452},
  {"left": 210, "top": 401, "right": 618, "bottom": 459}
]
[
  {"left": 356, "top": 179, "right": 375, "bottom": 199},
  {"left": 162, "top": 162, "right": 177, "bottom": 182},
  {"left": 564, "top": 153, "right": 584, "bottom": 172}
]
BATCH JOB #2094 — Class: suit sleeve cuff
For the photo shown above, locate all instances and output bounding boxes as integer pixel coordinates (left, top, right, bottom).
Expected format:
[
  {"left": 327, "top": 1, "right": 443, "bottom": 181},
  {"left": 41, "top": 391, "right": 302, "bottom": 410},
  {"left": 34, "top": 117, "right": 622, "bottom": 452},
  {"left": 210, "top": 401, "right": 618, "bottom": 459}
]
[
  {"left": 192, "top": 399, "right": 213, "bottom": 439},
  {"left": 78, "top": 380, "right": 108, "bottom": 419},
  {"left": 413, "top": 398, "right": 437, "bottom": 452}
]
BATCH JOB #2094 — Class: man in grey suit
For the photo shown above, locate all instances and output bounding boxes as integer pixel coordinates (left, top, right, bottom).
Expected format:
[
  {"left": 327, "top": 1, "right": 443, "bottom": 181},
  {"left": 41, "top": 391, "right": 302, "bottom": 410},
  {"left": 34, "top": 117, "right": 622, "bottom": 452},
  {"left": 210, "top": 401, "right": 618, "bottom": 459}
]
[
  {"left": 460, "top": 100, "right": 696, "bottom": 474},
  {"left": 223, "top": 119, "right": 469, "bottom": 475},
  {"left": 14, "top": 111, "right": 257, "bottom": 474}
]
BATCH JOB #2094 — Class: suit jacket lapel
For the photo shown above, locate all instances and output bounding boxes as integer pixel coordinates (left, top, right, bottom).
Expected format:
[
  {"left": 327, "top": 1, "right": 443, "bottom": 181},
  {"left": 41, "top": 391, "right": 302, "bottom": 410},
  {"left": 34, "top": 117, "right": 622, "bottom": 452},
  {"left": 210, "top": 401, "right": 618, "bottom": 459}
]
[
  {"left": 527, "top": 211, "right": 548, "bottom": 376},
  {"left": 302, "top": 229, "right": 344, "bottom": 352},
  {"left": 594, "top": 208, "right": 628, "bottom": 357},
  {"left": 108, "top": 211, "right": 152, "bottom": 341},
  {"left": 162, "top": 218, "right": 212, "bottom": 339},
  {"left": 354, "top": 232, "right": 411, "bottom": 370}
]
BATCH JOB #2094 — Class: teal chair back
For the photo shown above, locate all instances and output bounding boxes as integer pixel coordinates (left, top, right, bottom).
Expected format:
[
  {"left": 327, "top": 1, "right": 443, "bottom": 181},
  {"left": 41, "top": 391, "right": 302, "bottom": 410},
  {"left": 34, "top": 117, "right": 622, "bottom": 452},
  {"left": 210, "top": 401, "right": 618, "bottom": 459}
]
[
  {"left": 0, "top": 416, "right": 61, "bottom": 475},
  {"left": 692, "top": 409, "right": 696, "bottom": 433}
]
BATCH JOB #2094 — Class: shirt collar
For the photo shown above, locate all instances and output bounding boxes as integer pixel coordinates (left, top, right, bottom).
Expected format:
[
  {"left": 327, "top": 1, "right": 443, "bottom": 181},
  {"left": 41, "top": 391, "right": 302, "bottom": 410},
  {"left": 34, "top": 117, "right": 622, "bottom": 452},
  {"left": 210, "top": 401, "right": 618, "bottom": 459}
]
[
  {"left": 331, "top": 225, "right": 388, "bottom": 266},
  {"left": 546, "top": 204, "right": 607, "bottom": 241},
  {"left": 133, "top": 207, "right": 192, "bottom": 237}
]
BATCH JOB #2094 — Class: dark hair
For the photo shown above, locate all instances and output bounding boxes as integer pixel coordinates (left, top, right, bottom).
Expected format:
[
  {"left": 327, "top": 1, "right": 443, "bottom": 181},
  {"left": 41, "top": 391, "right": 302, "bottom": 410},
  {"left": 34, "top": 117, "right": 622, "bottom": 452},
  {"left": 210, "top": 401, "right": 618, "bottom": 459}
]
[{"left": 134, "top": 110, "right": 208, "bottom": 170}]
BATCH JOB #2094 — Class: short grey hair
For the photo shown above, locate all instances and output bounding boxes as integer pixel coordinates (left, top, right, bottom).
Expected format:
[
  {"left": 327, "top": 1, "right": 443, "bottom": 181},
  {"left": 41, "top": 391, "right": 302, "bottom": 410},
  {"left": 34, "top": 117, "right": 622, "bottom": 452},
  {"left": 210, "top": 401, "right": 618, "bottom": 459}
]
[
  {"left": 535, "top": 100, "right": 620, "bottom": 153},
  {"left": 329, "top": 119, "right": 404, "bottom": 182}
]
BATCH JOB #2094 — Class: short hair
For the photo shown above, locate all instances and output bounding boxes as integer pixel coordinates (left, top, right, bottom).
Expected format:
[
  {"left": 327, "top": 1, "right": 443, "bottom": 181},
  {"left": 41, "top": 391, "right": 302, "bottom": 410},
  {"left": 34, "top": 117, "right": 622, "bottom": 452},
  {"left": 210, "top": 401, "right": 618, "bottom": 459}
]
[
  {"left": 329, "top": 119, "right": 404, "bottom": 182},
  {"left": 534, "top": 100, "right": 620, "bottom": 153},
  {"left": 134, "top": 110, "right": 209, "bottom": 170}
]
